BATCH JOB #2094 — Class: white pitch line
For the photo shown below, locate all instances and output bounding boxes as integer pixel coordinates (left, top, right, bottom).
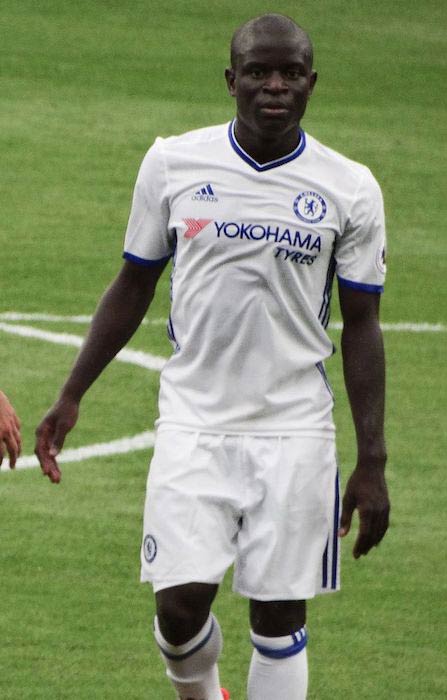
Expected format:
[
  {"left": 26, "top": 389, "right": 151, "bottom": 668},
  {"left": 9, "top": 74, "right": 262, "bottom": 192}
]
[
  {"left": 0, "top": 431, "right": 155, "bottom": 472},
  {"left": 0, "top": 309, "right": 445, "bottom": 473},
  {"left": 0, "top": 311, "right": 445, "bottom": 332},
  {"left": 0, "top": 322, "right": 166, "bottom": 371},
  {"left": 0, "top": 312, "right": 95, "bottom": 323},
  {"left": 0, "top": 321, "right": 165, "bottom": 473},
  {"left": 328, "top": 321, "right": 446, "bottom": 333},
  {"left": 0, "top": 311, "right": 166, "bottom": 326},
  {"left": 379, "top": 322, "right": 446, "bottom": 333}
]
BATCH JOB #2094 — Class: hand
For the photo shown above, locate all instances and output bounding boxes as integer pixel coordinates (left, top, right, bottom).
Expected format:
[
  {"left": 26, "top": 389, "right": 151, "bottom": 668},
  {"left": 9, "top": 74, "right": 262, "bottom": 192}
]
[
  {"left": 35, "top": 398, "right": 79, "bottom": 483},
  {"left": 338, "top": 465, "right": 390, "bottom": 558},
  {"left": 0, "top": 391, "right": 22, "bottom": 468}
]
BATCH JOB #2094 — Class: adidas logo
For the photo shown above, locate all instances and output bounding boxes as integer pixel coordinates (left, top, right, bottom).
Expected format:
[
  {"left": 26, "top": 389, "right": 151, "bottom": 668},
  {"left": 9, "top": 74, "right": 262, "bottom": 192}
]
[{"left": 191, "top": 184, "right": 218, "bottom": 202}]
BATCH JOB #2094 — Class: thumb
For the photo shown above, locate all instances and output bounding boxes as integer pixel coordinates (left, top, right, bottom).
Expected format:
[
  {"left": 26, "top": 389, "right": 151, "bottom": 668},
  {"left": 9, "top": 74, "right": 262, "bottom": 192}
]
[
  {"left": 339, "top": 495, "right": 355, "bottom": 537},
  {"left": 49, "top": 421, "right": 69, "bottom": 456}
]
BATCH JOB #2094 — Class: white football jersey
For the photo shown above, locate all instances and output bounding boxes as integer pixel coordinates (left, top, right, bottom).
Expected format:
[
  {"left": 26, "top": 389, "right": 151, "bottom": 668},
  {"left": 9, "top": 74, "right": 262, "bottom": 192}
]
[{"left": 124, "top": 122, "right": 386, "bottom": 434}]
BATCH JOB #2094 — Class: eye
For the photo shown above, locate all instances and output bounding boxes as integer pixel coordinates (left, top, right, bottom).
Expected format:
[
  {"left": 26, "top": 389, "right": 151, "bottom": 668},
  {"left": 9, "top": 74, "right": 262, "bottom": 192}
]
[
  {"left": 285, "top": 69, "right": 301, "bottom": 80},
  {"left": 250, "top": 68, "right": 264, "bottom": 79}
]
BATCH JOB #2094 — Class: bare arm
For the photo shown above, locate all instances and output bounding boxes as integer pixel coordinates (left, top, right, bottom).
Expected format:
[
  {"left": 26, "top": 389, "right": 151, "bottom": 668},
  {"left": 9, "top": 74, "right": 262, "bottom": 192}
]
[
  {"left": 35, "top": 258, "right": 168, "bottom": 483},
  {"left": 338, "top": 284, "right": 390, "bottom": 558},
  {"left": 0, "top": 391, "right": 21, "bottom": 468}
]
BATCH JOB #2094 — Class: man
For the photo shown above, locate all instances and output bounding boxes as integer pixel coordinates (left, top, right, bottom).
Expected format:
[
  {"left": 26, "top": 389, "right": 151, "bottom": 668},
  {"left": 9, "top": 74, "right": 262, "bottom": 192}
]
[
  {"left": 0, "top": 390, "right": 21, "bottom": 468},
  {"left": 35, "top": 14, "right": 390, "bottom": 700}
]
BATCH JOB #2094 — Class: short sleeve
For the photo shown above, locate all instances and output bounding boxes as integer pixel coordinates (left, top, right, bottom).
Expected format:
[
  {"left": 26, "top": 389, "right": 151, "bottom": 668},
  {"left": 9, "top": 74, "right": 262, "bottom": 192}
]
[
  {"left": 123, "top": 138, "right": 174, "bottom": 266},
  {"left": 335, "top": 169, "right": 386, "bottom": 293}
]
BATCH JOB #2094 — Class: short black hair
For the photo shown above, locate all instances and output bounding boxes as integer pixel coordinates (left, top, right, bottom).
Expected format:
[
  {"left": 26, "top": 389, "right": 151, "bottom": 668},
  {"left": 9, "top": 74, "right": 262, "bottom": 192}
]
[{"left": 230, "top": 14, "right": 313, "bottom": 69}]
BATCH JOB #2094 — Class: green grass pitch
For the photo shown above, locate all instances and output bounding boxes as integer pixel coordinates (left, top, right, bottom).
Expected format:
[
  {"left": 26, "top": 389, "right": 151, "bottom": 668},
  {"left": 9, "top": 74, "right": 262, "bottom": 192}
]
[{"left": 1, "top": 0, "right": 446, "bottom": 697}]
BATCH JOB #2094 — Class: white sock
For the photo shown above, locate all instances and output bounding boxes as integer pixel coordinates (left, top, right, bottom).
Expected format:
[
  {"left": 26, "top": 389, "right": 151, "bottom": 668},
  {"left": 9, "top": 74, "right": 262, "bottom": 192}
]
[
  {"left": 248, "top": 627, "right": 308, "bottom": 700},
  {"left": 154, "top": 613, "right": 223, "bottom": 700}
]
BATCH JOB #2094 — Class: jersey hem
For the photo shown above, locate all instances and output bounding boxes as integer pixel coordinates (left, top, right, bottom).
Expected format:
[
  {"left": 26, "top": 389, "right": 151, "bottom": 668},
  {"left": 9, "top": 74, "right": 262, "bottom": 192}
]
[
  {"left": 143, "top": 576, "right": 340, "bottom": 597},
  {"left": 233, "top": 586, "right": 340, "bottom": 601},
  {"left": 143, "top": 576, "right": 223, "bottom": 592},
  {"left": 155, "top": 421, "right": 335, "bottom": 438}
]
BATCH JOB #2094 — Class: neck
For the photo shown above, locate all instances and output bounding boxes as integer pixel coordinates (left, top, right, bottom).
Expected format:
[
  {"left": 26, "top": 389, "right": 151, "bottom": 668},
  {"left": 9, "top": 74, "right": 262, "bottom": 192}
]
[{"left": 233, "top": 118, "right": 301, "bottom": 164}]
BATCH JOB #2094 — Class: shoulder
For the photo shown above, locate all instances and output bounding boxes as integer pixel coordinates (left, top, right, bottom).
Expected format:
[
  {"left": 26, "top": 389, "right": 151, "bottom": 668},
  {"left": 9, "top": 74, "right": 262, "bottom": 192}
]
[
  {"left": 138, "top": 123, "right": 230, "bottom": 177},
  {"left": 304, "top": 132, "right": 381, "bottom": 193},
  {"left": 135, "top": 123, "right": 230, "bottom": 188},
  {"left": 156, "top": 123, "right": 230, "bottom": 153}
]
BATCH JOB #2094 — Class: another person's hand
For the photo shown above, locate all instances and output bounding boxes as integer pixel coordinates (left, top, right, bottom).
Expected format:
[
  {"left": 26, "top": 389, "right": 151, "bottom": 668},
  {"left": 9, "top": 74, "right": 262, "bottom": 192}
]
[
  {"left": 338, "top": 465, "right": 390, "bottom": 558},
  {"left": 35, "top": 397, "right": 79, "bottom": 483},
  {"left": 0, "top": 391, "right": 22, "bottom": 468}
]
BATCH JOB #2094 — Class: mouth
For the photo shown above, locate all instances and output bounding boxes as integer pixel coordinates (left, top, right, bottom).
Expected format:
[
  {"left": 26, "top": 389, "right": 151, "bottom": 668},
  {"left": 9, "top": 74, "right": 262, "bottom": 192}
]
[{"left": 259, "top": 104, "right": 289, "bottom": 117}]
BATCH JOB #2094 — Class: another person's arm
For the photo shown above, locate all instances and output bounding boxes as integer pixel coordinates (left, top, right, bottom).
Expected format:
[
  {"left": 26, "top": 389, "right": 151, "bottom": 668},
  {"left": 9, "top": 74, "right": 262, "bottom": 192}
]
[
  {"left": 338, "top": 285, "right": 390, "bottom": 557},
  {"left": 0, "top": 391, "right": 22, "bottom": 468},
  {"left": 35, "top": 258, "right": 167, "bottom": 483}
]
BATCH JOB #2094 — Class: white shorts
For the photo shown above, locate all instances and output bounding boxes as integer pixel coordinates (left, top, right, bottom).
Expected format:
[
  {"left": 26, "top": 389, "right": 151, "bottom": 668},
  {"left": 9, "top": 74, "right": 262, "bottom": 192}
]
[{"left": 140, "top": 429, "right": 340, "bottom": 600}]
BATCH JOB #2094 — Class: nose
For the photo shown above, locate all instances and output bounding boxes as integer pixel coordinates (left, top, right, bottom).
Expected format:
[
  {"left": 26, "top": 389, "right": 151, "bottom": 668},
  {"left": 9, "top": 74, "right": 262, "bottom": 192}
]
[{"left": 263, "top": 71, "right": 288, "bottom": 92}]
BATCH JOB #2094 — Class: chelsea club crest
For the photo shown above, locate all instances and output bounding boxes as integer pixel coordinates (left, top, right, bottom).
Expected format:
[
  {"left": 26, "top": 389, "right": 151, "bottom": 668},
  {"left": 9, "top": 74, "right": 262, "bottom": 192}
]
[
  {"left": 143, "top": 534, "right": 157, "bottom": 563},
  {"left": 293, "top": 191, "right": 327, "bottom": 224}
]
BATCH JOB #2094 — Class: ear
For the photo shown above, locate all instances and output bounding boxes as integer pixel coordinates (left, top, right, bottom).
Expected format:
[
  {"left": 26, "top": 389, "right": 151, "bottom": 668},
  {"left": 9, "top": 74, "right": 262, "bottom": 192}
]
[
  {"left": 225, "top": 68, "right": 236, "bottom": 97},
  {"left": 309, "top": 70, "right": 318, "bottom": 95}
]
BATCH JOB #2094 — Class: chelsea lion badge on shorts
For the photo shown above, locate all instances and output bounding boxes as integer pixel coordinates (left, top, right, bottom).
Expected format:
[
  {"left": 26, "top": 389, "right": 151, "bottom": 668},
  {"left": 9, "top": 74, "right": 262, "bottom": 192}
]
[
  {"left": 294, "top": 191, "right": 327, "bottom": 224},
  {"left": 143, "top": 534, "right": 157, "bottom": 563}
]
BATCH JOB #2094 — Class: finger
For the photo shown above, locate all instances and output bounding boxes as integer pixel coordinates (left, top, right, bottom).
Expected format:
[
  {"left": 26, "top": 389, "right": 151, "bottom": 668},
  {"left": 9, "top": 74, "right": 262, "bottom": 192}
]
[
  {"left": 339, "top": 493, "right": 355, "bottom": 537},
  {"left": 35, "top": 420, "right": 54, "bottom": 458},
  {"left": 50, "top": 421, "right": 69, "bottom": 456},
  {"left": 379, "top": 509, "right": 390, "bottom": 541},
  {"left": 353, "top": 510, "right": 376, "bottom": 558},
  {"left": 35, "top": 437, "right": 53, "bottom": 474},
  {"left": 35, "top": 439, "right": 62, "bottom": 484},
  {"left": 36, "top": 449, "right": 53, "bottom": 476},
  {"left": 5, "top": 434, "right": 20, "bottom": 468},
  {"left": 372, "top": 510, "right": 390, "bottom": 548},
  {"left": 353, "top": 532, "right": 376, "bottom": 558},
  {"left": 48, "top": 463, "right": 62, "bottom": 484},
  {"left": 16, "top": 435, "right": 22, "bottom": 459},
  {"left": 353, "top": 536, "right": 374, "bottom": 558},
  {"left": 38, "top": 452, "right": 61, "bottom": 483},
  {"left": 7, "top": 448, "right": 17, "bottom": 468},
  {"left": 12, "top": 424, "right": 22, "bottom": 455},
  {"left": 338, "top": 512, "right": 353, "bottom": 537}
]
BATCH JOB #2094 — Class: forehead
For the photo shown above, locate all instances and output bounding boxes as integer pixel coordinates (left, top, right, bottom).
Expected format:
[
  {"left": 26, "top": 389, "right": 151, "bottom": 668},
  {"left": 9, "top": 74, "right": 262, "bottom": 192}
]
[{"left": 237, "top": 30, "right": 311, "bottom": 68}]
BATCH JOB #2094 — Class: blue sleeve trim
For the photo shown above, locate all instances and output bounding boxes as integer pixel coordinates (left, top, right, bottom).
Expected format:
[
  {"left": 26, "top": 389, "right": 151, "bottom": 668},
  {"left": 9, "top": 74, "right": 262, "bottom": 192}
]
[
  {"left": 123, "top": 251, "right": 171, "bottom": 267},
  {"left": 337, "top": 275, "right": 384, "bottom": 294}
]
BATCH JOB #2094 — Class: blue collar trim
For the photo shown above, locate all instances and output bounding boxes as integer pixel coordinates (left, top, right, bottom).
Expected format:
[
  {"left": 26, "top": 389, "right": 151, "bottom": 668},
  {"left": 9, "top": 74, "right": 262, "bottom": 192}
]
[{"left": 228, "top": 119, "right": 306, "bottom": 172}]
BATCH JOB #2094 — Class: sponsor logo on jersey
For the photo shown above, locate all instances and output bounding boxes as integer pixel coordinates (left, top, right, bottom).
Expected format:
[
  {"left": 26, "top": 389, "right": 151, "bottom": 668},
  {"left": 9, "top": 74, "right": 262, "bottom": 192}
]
[
  {"left": 183, "top": 218, "right": 213, "bottom": 238},
  {"left": 143, "top": 534, "right": 157, "bottom": 563},
  {"left": 191, "top": 184, "right": 218, "bottom": 202},
  {"left": 182, "top": 219, "right": 322, "bottom": 267},
  {"left": 293, "top": 191, "right": 327, "bottom": 224},
  {"left": 214, "top": 221, "right": 321, "bottom": 252},
  {"left": 274, "top": 247, "right": 317, "bottom": 265}
]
